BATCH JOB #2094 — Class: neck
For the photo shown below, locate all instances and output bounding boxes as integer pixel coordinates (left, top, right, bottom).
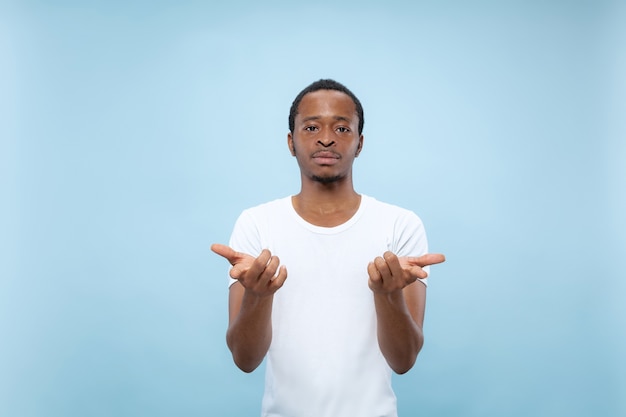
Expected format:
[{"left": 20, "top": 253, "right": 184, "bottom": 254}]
[{"left": 292, "top": 179, "right": 361, "bottom": 227}]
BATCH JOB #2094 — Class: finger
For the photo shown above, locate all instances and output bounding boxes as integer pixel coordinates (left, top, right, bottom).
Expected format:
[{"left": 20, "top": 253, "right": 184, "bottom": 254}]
[
  {"left": 230, "top": 262, "right": 250, "bottom": 280},
  {"left": 367, "top": 262, "right": 382, "bottom": 289},
  {"left": 230, "top": 268, "right": 243, "bottom": 279},
  {"left": 374, "top": 256, "right": 392, "bottom": 281},
  {"left": 367, "top": 261, "right": 381, "bottom": 281},
  {"left": 268, "top": 265, "right": 288, "bottom": 291},
  {"left": 211, "top": 243, "right": 243, "bottom": 265},
  {"left": 384, "top": 251, "right": 420, "bottom": 284},
  {"left": 403, "top": 253, "right": 446, "bottom": 268},
  {"left": 258, "top": 255, "right": 281, "bottom": 286},
  {"left": 383, "top": 251, "right": 404, "bottom": 278},
  {"left": 407, "top": 265, "right": 428, "bottom": 280},
  {"left": 247, "top": 249, "right": 272, "bottom": 280}
]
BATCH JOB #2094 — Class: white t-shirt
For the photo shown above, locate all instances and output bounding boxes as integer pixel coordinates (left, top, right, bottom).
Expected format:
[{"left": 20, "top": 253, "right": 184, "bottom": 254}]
[{"left": 228, "top": 195, "right": 429, "bottom": 417}]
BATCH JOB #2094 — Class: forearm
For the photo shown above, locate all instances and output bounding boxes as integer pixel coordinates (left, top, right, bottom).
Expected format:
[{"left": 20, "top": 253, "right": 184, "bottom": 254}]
[
  {"left": 226, "top": 290, "right": 274, "bottom": 373},
  {"left": 374, "top": 290, "right": 424, "bottom": 374}
]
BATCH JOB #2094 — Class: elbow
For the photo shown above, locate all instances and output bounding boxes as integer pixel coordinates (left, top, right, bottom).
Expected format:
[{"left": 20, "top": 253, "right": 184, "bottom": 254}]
[
  {"left": 390, "top": 356, "right": 417, "bottom": 375},
  {"left": 227, "top": 347, "right": 263, "bottom": 373},
  {"left": 389, "top": 336, "right": 424, "bottom": 375},
  {"left": 233, "top": 356, "right": 262, "bottom": 373},
  {"left": 226, "top": 332, "right": 265, "bottom": 373},
  {"left": 393, "top": 366, "right": 412, "bottom": 375}
]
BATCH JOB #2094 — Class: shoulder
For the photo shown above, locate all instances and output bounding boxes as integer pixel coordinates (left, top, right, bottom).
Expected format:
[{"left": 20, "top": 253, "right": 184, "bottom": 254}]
[
  {"left": 362, "top": 195, "right": 423, "bottom": 224},
  {"left": 240, "top": 196, "right": 292, "bottom": 216},
  {"left": 360, "top": 195, "right": 429, "bottom": 257},
  {"left": 235, "top": 196, "right": 293, "bottom": 226},
  {"left": 230, "top": 196, "right": 292, "bottom": 250}
]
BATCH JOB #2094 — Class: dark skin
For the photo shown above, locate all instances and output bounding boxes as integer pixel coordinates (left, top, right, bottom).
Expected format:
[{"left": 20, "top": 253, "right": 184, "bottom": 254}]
[{"left": 212, "top": 89, "right": 445, "bottom": 374}]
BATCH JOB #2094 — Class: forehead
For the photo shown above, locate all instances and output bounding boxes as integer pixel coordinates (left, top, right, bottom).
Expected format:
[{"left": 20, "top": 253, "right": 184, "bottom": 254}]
[{"left": 296, "top": 90, "right": 357, "bottom": 121}]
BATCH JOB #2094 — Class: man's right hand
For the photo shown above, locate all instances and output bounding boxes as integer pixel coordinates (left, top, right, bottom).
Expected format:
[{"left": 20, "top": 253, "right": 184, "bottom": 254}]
[{"left": 211, "top": 243, "right": 288, "bottom": 297}]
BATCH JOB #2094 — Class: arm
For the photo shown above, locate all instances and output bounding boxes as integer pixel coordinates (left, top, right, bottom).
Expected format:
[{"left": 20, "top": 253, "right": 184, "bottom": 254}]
[
  {"left": 226, "top": 282, "right": 274, "bottom": 372},
  {"left": 212, "top": 244, "right": 287, "bottom": 373},
  {"left": 368, "top": 252, "right": 445, "bottom": 374}
]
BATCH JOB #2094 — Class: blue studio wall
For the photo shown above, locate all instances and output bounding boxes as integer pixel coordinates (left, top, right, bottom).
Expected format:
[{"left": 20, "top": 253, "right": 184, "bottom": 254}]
[{"left": 1, "top": 1, "right": 624, "bottom": 416}]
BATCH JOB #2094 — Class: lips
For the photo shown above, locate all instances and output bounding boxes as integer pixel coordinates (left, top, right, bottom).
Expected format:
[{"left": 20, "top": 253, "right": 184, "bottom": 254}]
[{"left": 312, "top": 151, "right": 341, "bottom": 165}]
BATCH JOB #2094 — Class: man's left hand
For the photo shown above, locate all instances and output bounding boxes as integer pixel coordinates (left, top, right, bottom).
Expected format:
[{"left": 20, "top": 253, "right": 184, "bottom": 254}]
[{"left": 367, "top": 252, "right": 446, "bottom": 294}]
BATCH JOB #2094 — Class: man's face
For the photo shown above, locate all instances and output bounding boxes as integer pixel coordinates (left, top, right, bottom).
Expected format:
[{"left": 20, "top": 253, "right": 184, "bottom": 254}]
[{"left": 288, "top": 90, "right": 363, "bottom": 184}]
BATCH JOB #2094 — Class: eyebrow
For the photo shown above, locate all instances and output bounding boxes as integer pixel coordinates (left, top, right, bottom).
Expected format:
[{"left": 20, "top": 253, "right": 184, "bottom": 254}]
[{"left": 301, "top": 115, "right": 352, "bottom": 123}]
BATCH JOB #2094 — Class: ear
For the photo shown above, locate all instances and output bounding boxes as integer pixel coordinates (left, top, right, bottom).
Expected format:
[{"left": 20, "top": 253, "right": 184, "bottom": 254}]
[
  {"left": 287, "top": 132, "right": 296, "bottom": 156},
  {"left": 355, "top": 134, "right": 364, "bottom": 157}
]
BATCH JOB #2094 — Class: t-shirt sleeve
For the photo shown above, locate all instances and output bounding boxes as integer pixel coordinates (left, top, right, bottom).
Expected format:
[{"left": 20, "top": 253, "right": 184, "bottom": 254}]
[
  {"left": 226, "top": 209, "right": 263, "bottom": 288},
  {"left": 393, "top": 210, "right": 430, "bottom": 286}
]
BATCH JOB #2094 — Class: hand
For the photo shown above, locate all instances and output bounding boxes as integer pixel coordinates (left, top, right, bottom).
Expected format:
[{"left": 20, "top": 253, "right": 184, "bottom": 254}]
[
  {"left": 211, "top": 243, "right": 287, "bottom": 297},
  {"left": 368, "top": 251, "right": 446, "bottom": 294}
]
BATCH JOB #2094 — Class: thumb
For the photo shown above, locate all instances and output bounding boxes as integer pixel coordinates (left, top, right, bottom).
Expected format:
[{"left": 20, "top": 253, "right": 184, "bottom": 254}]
[{"left": 229, "top": 264, "right": 245, "bottom": 280}]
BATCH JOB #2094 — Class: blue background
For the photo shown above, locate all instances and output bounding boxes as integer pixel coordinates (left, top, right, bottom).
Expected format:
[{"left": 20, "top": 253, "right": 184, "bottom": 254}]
[{"left": 1, "top": 1, "right": 624, "bottom": 416}]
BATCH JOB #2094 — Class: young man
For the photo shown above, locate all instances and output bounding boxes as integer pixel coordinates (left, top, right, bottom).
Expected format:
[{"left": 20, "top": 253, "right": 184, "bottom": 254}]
[{"left": 212, "top": 79, "right": 445, "bottom": 417}]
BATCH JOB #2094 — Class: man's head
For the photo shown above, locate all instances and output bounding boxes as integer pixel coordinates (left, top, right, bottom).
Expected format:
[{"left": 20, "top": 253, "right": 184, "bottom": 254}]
[
  {"left": 287, "top": 81, "right": 364, "bottom": 185},
  {"left": 289, "top": 79, "right": 364, "bottom": 135}
]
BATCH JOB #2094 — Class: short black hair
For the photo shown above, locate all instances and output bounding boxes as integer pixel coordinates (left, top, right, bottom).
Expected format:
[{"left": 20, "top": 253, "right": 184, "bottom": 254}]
[{"left": 288, "top": 79, "right": 364, "bottom": 135}]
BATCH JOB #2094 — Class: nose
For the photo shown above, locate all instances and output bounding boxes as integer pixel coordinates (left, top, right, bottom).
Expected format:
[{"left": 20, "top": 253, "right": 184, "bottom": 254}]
[{"left": 317, "top": 132, "right": 335, "bottom": 147}]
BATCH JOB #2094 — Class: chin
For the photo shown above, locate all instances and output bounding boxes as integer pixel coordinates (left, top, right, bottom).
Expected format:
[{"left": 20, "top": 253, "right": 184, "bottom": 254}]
[{"left": 311, "top": 174, "right": 342, "bottom": 184}]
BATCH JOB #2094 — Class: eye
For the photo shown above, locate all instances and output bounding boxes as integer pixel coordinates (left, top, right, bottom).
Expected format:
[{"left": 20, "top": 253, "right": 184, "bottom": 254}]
[
  {"left": 304, "top": 125, "right": 318, "bottom": 132},
  {"left": 336, "top": 126, "right": 350, "bottom": 133}
]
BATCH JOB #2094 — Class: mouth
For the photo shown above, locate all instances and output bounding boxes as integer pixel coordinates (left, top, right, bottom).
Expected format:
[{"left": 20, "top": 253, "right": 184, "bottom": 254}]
[
  {"left": 312, "top": 151, "right": 341, "bottom": 159},
  {"left": 312, "top": 151, "right": 341, "bottom": 165}
]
